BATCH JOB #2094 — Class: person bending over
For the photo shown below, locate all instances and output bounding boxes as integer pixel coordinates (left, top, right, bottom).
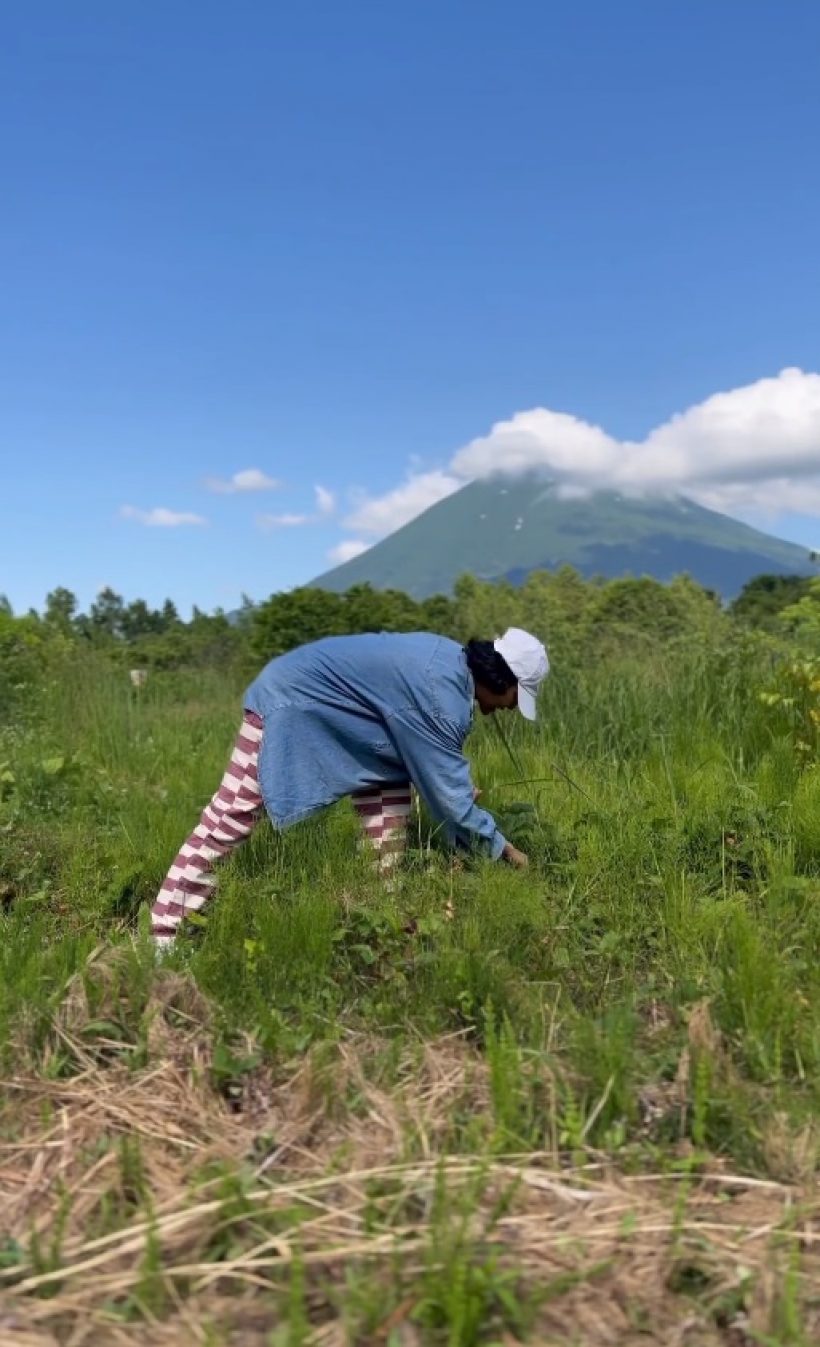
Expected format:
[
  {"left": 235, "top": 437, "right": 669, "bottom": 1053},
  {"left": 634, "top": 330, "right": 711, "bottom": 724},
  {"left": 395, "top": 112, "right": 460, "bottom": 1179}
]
[{"left": 150, "top": 627, "right": 549, "bottom": 950}]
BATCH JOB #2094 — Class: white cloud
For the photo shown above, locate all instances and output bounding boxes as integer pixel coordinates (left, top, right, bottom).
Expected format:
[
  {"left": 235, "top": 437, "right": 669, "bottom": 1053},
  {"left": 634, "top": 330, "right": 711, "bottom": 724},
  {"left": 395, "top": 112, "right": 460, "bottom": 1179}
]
[
  {"left": 120, "top": 505, "right": 207, "bottom": 527},
  {"left": 256, "top": 486, "right": 337, "bottom": 532},
  {"left": 315, "top": 484, "right": 336, "bottom": 516},
  {"left": 257, "top": 512, "right": 311, "bottom": 530},
  {"left": 205, "top": 468, "right": 281, "bottom": 494},
  {"left": 690, "top": 477, "right": 820, "bottom": 519},
  {"left": 451, "top": 368, "right": 820, "bottom": 508},
  {"left": 327, "top": 539, "right": 371, "bottom": 565},
  {"left": 323, "top": 368, "right": 820, "bottom": 560},
  {"left": 635, "top": 369, "right": 820, "bottom": 489},
  {"left": 452, "top": 408, "right": 621, "bottom": 484},
  {"left": 345, "top": 469, "right": 461, "bottom": 536}
]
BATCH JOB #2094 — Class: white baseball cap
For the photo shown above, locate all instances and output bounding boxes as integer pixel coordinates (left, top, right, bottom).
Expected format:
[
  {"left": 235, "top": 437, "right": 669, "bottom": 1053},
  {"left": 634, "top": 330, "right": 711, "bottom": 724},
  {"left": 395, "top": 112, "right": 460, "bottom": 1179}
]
[{"left": 494, "top": 627, "right": 550, "bottom": 721}]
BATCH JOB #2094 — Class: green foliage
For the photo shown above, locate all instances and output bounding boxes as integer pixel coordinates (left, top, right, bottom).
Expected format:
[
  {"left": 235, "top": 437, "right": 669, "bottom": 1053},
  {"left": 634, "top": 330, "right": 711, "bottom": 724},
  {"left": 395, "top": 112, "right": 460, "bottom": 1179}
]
[
  {"left": 43, "top": 586, "right": 78, "bottom": 633},
  {"left": 0, "top": 608, "right": 67, "bottom": 723},
  {"left": 781, "top": 577, "right": 820, "bottom": 647},
  {"left": 10, "top": 562, "right": 815, "bottom": 700},
  {"left": 759, "top": 656, "right": 820, "bottom": 762},
  {"left": 454, "top": 565, "right": 731, "bottom": 665},
  {"left": 731, "top": 573, "right": 814, "bottom": 629},
  {"left": 590, "top": 574, "right": 706, "bottom": 642},
  {"left": 250, "top": 582, "right": 456, "bottom": 660},
  {"left": 409, "top": 1165, "right": 532, "bottom": 1345}
]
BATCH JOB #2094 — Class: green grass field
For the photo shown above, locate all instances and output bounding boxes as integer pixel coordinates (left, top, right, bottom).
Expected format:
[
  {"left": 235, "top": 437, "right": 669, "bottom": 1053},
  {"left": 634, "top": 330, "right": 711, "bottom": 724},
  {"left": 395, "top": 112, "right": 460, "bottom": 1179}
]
[{"left": 2, "top": 645, "right": 820, "bottom": 1344}]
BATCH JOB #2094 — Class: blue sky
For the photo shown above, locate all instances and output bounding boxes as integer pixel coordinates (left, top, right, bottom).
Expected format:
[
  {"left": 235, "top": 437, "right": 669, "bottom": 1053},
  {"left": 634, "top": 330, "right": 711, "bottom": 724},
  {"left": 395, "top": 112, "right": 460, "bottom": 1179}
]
[{"left": 2, "top": 0, "right": 820, "bottom": 615}]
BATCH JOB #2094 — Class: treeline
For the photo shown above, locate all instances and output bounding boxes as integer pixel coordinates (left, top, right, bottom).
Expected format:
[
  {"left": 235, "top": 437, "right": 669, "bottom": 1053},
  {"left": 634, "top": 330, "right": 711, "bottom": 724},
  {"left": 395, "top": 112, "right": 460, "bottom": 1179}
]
[{"left": 2, "top": 570, "right": 820, "bottom": 704}]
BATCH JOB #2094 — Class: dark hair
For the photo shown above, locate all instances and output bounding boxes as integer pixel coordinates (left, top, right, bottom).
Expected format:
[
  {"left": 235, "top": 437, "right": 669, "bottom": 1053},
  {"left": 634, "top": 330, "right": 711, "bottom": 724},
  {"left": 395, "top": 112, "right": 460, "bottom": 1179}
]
[{"left": 464, "top": 639, "right": 517, "bottom": 694}]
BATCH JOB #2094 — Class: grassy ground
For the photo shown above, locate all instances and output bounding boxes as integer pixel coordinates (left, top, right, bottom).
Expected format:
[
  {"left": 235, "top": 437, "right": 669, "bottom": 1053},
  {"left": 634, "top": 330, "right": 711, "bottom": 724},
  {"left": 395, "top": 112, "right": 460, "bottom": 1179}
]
[{"left": 1, "top": 646, "right": 819, "bottom": 1344}]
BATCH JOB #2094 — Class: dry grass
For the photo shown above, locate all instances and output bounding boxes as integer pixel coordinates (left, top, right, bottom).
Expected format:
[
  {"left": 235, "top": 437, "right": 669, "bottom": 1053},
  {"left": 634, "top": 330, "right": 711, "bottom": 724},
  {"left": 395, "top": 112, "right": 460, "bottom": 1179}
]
[{"left": 1, "top": 964, "right": 819, "bottom": 1346}]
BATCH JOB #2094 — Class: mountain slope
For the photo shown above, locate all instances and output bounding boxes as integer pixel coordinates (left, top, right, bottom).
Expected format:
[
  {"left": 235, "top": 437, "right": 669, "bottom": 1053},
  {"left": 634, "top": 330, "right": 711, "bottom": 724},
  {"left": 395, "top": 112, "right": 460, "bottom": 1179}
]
[{"left": 313, "top": 477, "right": 816, "bottom": 599}]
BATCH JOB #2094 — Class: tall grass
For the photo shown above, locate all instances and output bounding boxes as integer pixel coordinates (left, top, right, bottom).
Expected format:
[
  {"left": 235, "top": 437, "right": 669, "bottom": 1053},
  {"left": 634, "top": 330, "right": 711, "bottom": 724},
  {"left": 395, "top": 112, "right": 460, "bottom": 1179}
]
[
  {"left": 3, "top": 639, "right": 820, "bottom": 1158},
  {"left": 4, "top": 641, "right": 820, "bottom": 1340}
]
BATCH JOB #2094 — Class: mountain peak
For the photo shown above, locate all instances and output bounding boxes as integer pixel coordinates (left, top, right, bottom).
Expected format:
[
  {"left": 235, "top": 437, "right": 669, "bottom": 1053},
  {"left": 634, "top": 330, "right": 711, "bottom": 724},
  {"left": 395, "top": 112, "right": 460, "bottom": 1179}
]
[{"left": 314, "top": 477, "right": 816, "bottom": 599}]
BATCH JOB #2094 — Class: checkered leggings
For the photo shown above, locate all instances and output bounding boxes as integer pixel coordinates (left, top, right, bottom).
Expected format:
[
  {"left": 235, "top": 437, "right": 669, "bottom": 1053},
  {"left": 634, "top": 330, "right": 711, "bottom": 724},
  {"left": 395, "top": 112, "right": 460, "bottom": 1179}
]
[{"left": 150, "top": 711, "right": 412, "bottom": 948}]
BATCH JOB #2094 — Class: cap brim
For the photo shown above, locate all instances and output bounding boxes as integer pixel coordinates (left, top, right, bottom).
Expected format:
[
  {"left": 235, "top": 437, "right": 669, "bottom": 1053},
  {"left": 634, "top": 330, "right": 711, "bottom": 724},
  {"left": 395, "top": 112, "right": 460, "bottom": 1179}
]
[{"left": 517, "top": 684, "right": 537, "bottom": 721}]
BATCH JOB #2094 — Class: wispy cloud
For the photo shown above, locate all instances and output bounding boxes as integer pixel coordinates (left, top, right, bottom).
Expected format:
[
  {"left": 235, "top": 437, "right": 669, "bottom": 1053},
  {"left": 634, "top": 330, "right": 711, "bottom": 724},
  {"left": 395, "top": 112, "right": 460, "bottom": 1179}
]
[
  {"left": 327, "top": 539, "right": 370, "bottom": 564},
  {"left": 205, "top": 468, "right": 281, "bottom": 494},
  {"left": 257, "top": 485, "right": 338, "bottom": 532},
  {"left": 315, "top": 484, "right": 336, "bottom": 516},
  {"left": 257, "top": 512, "right": 311, "bottom": 530},
  {"left": 120, "top": 505, "right": 207, "bottom": 527},
  {"left": 693, "top": 477, "right": 820, "bottom": 520},
  {"left": 344, "top": 469, "right": 460, "bottom": 537}
]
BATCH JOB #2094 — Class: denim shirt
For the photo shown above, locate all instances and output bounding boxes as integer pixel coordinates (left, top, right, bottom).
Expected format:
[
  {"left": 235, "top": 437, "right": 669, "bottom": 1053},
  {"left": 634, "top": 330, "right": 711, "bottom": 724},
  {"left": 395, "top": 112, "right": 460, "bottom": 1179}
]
[{"left": 244, "top": 631, "right": 506, "bottom": 859}]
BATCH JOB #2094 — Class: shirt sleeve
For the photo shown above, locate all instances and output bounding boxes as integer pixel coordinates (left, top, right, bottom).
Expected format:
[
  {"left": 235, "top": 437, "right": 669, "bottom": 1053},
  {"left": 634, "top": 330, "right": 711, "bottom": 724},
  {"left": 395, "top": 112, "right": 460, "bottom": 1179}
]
[{"left": 386, "top": 707, "right": 507, "bottom": 860}]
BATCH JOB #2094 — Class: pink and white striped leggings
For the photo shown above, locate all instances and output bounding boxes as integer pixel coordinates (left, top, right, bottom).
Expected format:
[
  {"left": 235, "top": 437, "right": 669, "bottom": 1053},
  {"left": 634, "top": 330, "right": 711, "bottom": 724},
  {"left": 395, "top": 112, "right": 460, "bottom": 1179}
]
[{"left": 150, "top": 711, "right": 412, "bottom": 948}]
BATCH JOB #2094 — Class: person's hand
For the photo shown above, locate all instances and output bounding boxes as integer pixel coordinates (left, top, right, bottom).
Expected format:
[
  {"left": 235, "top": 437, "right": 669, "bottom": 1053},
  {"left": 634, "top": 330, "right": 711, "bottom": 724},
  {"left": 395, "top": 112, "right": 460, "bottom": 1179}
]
[
  {"left": 472, "top": 786, "right": 482, "bottom": 801},
  {"left": 502, "top": 842, "right": 529, "bottom": 869}
]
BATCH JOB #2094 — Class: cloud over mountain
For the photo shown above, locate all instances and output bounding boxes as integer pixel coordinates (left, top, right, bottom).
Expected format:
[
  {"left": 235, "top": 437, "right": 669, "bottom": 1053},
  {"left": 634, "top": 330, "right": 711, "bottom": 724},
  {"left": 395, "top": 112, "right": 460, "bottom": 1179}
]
[{"left": 336, "top": 369, "right": 820, "bottom": 543}]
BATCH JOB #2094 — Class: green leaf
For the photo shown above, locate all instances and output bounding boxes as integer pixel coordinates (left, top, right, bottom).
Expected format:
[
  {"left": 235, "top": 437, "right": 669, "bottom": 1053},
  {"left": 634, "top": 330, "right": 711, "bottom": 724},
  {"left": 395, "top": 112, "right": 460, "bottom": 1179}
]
[
  {"left": 82, "top": 1019, "right": 128, "bottom": 1040},
  {"left": 0, "top": 1236, "right": 25, "bottom": 1268},
  {"left": 41, "top": 756, "right": 65, "bottom": 776}
]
